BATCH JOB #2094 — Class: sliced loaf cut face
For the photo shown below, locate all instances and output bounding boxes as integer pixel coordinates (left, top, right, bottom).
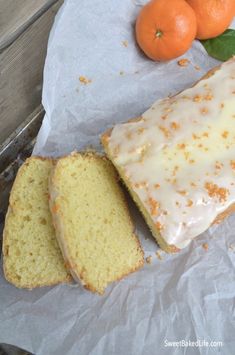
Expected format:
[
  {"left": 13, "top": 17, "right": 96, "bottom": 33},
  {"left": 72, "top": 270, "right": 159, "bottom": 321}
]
[
  {"left": 49, "top": 152, "right": 144, "bottom": 295},
  {"left": 3, "top": 157, "right": 71, "bottom": 288}
]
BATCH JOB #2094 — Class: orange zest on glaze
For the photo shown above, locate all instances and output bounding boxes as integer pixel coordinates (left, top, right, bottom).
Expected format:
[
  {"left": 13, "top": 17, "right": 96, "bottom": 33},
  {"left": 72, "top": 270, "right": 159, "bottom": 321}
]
[
  {"left": 205, "top": 182, "right": 229, "bottom": 202},
  {"left": 148, "top": 197, "right": 159, "bottom": 216},
  {"left": 155, "top": 221, "right": 163, "bottom": 230},
  {"left": 200, "top": 107, "right": 209, "bottom": 115},
  {"left": 230, "top": 160, "right": 235, "bottom": 170},
  {"left": 221, "top": 131, "right": 229, "bottom": 139},
  {"left": 204, "top": 93, "right": 213, "bottom": 101},
  {"left": 134, "top": 181, "right": 148, "bottom": 189},
  {"left": 187, "top": 199, "right": 193, "bottom": 207},
  {"left": 171, "top": 122, "right": 180, "bottom": 130},
  {"left": 177, "top": 190, "right": 187, "bottom": 196},
  {"left": 177, "top": 143, "right": 186, "bottom": 149},
  {"left": 106, "top": 59, "right": 235, "bottom": 250},
  {"left": 159, "top": 126, "right": 170, "bottom": 137},
  {"left": 138, "top": 127, "right": 146, "bottom": 134},
  {"left": 172, "top": 166, "right": 179, "bottom": 176},
  {"left": 193, "top": 95, "right": 202, "bottom": 102},
  {"left": 190, "top": 182, "right": 197, "bottom": 187},
  {"left": 215, "top": 161, "right": 223, "bottom": 170},
  {"left": 192, "top": 133, "right": 199, "bottom": 140}
]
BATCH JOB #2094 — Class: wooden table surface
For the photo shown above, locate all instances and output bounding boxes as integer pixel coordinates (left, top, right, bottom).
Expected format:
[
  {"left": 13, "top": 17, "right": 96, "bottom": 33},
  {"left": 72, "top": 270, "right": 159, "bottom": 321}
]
[
  {"left": 0, "top": 3, "right": 63, "bottom": 353},
  {"left": 0, "top": 0, "right": 63, "bottom": 146}
]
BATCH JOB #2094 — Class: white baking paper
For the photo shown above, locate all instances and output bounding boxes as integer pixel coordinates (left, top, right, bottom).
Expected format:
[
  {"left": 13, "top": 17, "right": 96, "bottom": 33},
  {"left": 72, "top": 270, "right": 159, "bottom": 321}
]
[{"left": 1, "top": 0, "right": 235, "bottom": 353}]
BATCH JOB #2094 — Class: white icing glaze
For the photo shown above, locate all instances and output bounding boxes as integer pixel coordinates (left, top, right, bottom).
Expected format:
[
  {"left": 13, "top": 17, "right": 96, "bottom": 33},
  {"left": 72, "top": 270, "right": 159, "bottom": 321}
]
[{"left": 107, "top": 58, "right": 235, "bottom": 249}]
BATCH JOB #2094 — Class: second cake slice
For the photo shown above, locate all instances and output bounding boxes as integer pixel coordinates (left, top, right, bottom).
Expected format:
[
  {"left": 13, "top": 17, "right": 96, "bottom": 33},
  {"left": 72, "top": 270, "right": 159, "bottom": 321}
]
[{"left": 49, "top": 152, "right": 144, "bottom": 294}]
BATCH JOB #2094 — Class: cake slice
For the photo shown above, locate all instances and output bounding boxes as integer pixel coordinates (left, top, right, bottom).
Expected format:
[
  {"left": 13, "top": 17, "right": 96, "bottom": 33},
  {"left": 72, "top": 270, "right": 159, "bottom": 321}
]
[
  {"left": 3, "top": 157, "right": 71, "bottom": 288},
  {"left": 102, "top": 58, "right": 235, "bottom": 253},
  {"left": 49, "top": 152, "right": 144, "bottom": 294}
]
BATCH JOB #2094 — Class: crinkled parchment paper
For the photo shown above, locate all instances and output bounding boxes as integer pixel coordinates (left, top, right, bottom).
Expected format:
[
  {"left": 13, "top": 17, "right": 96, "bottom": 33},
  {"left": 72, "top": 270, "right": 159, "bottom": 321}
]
[{"left": 1, "top": 1, "right": 235, "bottom": 354}]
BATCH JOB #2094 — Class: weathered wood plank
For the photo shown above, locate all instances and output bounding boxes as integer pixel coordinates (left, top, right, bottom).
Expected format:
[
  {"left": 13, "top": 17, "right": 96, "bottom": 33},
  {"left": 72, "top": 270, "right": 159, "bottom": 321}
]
[
  {"left": 0, "top": 105, "right": 44, "bottom": 173},
  {"left": 0, "top": 0, "right": 63, "bottom": 145},
  {"left": 0, "top": 0, "right": 60, "bottom": 51}
]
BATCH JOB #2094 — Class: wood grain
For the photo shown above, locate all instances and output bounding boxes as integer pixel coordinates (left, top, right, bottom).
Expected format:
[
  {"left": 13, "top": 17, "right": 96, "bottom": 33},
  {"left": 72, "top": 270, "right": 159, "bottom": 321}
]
[
  {"left": 0, "top": 0, "right": 60, "bottom": 51},
  {"left": 0, "top": 0, "right": 63, "bottom": 145}
]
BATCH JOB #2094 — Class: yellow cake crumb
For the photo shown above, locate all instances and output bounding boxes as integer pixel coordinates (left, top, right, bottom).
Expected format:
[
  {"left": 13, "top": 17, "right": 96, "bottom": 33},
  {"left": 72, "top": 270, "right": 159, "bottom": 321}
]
[
  {"left": 3, "top": 157, "right": 71, "bottom": 288},
  {"left": 49, "top": 153, "right": 144, "bottom": 294},
  {"left": 202, "top": 243, "right": 208, "bottom": 251},
  {"left": 79, "top": 76, "right": 92, "bottom": 85},
  {"left": 155, "top": 251, "right": 163, "bottom": 260},
  {"left": 177, "top": 58, "right": 190, "bottom": 67},
  {"left": 145, "top": 256, "right": 152, "bottom": 264},
  {"left": 221, "top": 131, "right": 229, "bottom": 139}
]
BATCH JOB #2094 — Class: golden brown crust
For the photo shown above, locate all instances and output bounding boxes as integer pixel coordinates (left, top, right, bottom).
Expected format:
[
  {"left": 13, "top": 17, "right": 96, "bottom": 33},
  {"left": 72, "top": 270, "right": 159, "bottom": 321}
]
[
  {"left": 101, "top": 64, "right": 230, "bottom": 254},
  {"left": 213, "top": 203, "right": 235, "bottom": 225},
  {"left": 81, "top": 258, "right": 144, "bottom": 295},
  {"left": 200, "top": 66, "right": 220, "bottom": 80},
  {"left": 3, "top": 265, "right": 71, "bottom": 289}
]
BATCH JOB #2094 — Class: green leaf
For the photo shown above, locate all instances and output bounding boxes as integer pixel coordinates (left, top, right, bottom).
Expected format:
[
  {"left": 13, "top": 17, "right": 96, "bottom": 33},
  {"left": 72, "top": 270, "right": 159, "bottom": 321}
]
[{"left": 200, "top": 29, "right": 235, "bottom": 62}]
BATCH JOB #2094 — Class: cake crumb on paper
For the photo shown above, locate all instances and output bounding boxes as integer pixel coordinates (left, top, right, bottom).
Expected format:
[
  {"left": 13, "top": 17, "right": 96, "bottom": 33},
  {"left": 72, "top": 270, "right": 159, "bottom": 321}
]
[
  {"left": 155, "top": 251, "right": 163, "bottom": 260},
  {"left": 194, "top": 65, "right": 201, "bottom": 71},
  {"left": 229, "top": 244, "right": 235, "bottom": 251},
  {"left": 202, "top": 243, "right": 209, "bottom": 251},
  {"left": 177, "top": 59, "right": 190, "bottom": 67},
  {"left": 145, "top": 255, "right": 152, "bottom": 264},
  {"left": 79, "top": 76, "right": 92, "bottom": 85},
  {"left": 122, "top": 40, "right": 128, "bottom": 47}
]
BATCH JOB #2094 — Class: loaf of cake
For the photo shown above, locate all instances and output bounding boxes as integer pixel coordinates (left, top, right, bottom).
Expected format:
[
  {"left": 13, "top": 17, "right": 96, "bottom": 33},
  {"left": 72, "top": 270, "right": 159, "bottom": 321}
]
[
  {"left": 102, "top": 57, "right": 235, "bottom": 253},
  {"left": 49, "top": 152, "right": 144, "bottom": 294},
  {"left": 3, "top": 157, "right": 71, "bottom": 288}
]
